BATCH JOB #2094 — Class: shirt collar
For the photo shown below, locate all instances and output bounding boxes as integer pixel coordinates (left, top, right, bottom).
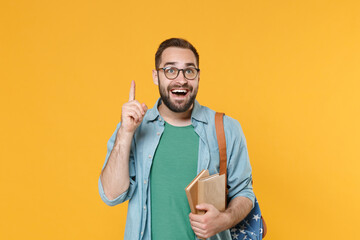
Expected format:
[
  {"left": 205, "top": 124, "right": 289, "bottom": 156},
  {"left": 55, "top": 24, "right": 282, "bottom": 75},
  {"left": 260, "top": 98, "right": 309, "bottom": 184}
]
[
  {"left": 191, "top": 99, "right": 208, "bottom": 124},
  {"left": 145, "top": 98, "right": 162, "bottom": 122},
  {"left": 144, "top": 98, "right": 208, "bottom": 124}
]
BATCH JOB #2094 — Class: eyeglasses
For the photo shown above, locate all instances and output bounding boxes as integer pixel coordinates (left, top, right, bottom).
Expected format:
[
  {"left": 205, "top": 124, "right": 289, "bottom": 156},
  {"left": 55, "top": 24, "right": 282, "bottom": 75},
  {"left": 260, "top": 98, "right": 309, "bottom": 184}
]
[{"left": 157, "top": 67, "right": 200, "bottom": 80}]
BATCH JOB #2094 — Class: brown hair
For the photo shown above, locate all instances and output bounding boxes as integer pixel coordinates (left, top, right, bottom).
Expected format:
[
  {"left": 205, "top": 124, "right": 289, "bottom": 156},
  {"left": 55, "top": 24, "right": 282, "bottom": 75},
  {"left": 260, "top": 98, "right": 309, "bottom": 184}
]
[{"left": 155, "top": 38, "right": 199, "bottom": 69}]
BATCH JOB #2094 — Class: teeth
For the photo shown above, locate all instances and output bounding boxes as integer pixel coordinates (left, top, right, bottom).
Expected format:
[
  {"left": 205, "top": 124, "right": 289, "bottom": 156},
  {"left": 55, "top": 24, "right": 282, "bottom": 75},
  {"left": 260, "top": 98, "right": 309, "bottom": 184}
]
[{"left": 172, "top": 89, "right": 187, "bottom": 93}]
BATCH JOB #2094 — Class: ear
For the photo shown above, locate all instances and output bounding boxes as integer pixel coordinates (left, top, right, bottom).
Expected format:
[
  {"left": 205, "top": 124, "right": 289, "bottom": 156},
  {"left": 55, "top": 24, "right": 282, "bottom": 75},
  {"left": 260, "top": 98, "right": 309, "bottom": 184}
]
[{"left": 152, "top": 69, "right": 159, "bottom": 86}]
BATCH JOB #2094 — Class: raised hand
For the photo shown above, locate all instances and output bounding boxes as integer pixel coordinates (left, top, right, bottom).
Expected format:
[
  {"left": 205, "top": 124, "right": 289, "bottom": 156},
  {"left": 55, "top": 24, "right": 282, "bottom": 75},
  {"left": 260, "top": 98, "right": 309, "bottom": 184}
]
[{"left": 120, "top": 80, "right": 148, "bottom": 134}]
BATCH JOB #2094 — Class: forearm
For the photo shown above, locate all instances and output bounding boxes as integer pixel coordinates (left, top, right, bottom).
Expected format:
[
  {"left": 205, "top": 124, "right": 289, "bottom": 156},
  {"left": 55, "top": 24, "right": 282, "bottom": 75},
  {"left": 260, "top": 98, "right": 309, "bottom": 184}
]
[
  {"left": 223, "top": 196, "right": 253, "bottom": 229},
  {"left": 100, "top": 127, "right": 134, "bottom": 200}
]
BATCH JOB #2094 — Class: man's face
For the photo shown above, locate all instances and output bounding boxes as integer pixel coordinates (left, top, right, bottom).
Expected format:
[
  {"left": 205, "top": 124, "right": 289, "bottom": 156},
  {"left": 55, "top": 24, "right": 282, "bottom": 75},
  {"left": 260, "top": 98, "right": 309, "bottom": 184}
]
[{"left": 152, "top": 47, "right": 199, "bottom": 113}]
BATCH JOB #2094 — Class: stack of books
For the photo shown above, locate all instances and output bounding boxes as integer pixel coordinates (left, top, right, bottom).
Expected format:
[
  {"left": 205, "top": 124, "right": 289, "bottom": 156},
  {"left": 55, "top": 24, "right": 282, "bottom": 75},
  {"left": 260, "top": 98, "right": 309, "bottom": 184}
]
[{"left": 185, "top": 169, "right": 226, "bottom": 214}]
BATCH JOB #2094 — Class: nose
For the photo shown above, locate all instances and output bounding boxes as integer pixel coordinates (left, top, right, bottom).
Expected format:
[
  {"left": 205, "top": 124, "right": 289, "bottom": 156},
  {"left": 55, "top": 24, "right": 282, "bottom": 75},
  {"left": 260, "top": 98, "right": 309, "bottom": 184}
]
[{"left": 174, "top": 69, "right": 188, "bottom": 85}]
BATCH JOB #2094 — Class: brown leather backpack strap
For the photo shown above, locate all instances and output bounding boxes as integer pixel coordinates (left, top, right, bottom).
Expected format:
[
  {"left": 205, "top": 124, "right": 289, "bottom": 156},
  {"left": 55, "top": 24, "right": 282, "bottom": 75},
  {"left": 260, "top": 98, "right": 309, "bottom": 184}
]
[
  {"left": 262, "top": 216, "right": 267, "bottom": 238},
  {"left": 215, "top": 112, "right": 228, "bottom": 202},
  {"left": 216, "top": 113, "right": 267, "bottom": 238}
]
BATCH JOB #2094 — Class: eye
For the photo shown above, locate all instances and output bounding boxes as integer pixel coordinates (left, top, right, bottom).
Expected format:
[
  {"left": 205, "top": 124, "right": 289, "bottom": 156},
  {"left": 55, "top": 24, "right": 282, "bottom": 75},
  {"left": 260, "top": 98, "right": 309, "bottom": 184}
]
[
  {"left": 165, "top": 67, "right": 177, "bottom": 74},
  {"left": 185, "top": 68, "right": 195, "bottom": 74}
]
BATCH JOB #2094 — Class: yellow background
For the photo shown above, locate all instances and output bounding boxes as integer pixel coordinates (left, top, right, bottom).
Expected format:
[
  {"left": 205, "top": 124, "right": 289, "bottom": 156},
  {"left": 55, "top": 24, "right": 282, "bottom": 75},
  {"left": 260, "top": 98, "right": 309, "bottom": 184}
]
[{"left": 1, "top": 0, "right": 359, "bottom": 239}]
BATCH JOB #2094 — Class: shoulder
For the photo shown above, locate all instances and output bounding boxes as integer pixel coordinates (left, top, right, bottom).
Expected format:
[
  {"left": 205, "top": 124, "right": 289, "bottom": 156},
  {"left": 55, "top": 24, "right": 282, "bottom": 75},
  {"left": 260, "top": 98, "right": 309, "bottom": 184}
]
[
  {"left": 205, "top": 105, "right": 245, "bottom": 146},
  {"left": 223, "top": 114, "right": 245, "bottom": 145},
  {"left": 200, "top": 104, "right": 243, "bottom": 134},
  {"left": 223, "top": 114, "right": 243, "bottom": 134},
  {"left": 198, "top": 103, "right": 245, "bottom": 140}
]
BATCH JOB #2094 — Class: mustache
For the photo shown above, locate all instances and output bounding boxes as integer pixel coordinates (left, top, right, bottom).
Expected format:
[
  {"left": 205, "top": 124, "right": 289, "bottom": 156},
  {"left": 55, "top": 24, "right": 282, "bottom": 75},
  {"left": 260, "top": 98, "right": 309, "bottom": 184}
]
[{"left": 167, "top": 83, "right": 193, "bottom": 91}]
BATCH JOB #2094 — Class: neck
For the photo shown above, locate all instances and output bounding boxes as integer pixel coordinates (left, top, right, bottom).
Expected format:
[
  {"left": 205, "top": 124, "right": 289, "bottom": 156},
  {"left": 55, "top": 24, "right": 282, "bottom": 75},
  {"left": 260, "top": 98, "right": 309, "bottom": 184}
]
[{"left": 158, "top": 102, "right": 193, "bottom": 127}]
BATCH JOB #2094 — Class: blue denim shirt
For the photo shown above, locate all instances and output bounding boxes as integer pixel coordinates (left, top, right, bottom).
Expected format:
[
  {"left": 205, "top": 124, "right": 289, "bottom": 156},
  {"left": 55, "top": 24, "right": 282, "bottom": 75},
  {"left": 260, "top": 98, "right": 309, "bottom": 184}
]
[{"left": 98, "top": 99, "right": 255, "bottom": 240}]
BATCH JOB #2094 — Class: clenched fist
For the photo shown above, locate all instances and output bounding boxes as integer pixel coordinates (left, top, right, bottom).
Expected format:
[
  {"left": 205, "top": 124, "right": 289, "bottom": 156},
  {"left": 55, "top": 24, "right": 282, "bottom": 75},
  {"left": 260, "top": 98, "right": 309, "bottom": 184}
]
[{"left": 120, "top": 80, "right": 148, "bottom": 134}]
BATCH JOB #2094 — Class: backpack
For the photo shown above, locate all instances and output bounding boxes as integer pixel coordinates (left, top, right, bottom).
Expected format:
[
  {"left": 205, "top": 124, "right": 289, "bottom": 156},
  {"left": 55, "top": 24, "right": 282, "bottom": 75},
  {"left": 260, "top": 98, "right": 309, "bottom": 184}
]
[{"left": 215, "top": 112, "right": 267, "bottom": 239}]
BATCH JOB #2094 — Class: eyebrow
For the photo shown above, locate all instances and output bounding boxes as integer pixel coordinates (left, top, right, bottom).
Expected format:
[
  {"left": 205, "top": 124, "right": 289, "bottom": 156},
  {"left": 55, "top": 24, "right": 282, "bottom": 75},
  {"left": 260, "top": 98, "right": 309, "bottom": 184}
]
[
  {"left": 185, "top": 63, "right": 196, "bottom": 67},
  {"left": 163, "top": 62, "right": 177, "bottom": 67},
  {"left": 163, "top": 62, "right": 197, "bottom": 67}
]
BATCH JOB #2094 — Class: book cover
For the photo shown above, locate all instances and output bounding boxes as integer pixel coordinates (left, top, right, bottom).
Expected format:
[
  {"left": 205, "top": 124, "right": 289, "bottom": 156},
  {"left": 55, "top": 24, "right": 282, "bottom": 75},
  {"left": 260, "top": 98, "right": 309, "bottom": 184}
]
[
  {"left": 197, "top": 173, "right": 226, "bottom": 214},
  {"left": 185, "top": 169, "right": 209, "bottom": 214}
]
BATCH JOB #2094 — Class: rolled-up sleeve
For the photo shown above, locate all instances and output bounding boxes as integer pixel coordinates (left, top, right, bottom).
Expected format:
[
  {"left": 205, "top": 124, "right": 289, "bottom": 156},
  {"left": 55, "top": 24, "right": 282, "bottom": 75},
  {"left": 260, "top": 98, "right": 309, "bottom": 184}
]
[
  {"left": 98, "top": 122, "right": 137, "bottom": 206},
  {"left": 224, "top": 117, "right": 255, "bottom": 208}
]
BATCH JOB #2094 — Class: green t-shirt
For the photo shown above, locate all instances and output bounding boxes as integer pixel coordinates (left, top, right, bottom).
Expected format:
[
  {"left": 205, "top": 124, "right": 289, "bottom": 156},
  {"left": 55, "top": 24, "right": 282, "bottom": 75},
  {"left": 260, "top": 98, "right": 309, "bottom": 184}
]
[{"left": 150, "top": 122, "right": 199, "bottom": 240}]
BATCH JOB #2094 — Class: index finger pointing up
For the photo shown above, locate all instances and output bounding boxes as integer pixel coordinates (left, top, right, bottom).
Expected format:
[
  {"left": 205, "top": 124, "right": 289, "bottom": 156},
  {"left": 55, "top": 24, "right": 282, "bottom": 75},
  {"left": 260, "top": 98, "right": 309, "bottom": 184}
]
[{"left": 129, "top": 80, "right": 135, "bottom": 101}]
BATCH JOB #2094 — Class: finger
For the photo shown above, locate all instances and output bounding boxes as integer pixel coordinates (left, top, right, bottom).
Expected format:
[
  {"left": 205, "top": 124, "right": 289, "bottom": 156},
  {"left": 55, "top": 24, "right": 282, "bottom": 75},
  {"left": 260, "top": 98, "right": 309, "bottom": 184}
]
[
  {"left": 189, "top": 213, "right": 204, "bottom": 223},
  {"left": 191, "top": 226, "right": 207, "bottom": 239},
  {"left": 190, "top": 223, "right": 207, "bottom": 239},
  {"left": 123, "top": 104, "right": 140, "bottom": 118},
  {"left": 128, "top": 80, "right": 135, "bottom": 101},
  {"left": 141, "top": 103, "right": 148, "bottom": 113},
  {"left": 189, "top": 219, "right": 205, "bottom": 230},
  {"left": 191, "top": 225, "right": 206, "bottom": 234},
  {"left": 130, "top": 100, "right": 146, "bottom": 115},
  {"left": 193, "top": 228, "right": 206, "bottom": 239},
  {"left": 125, "top": 102, "right": 144, "bottom": 119},
  {"left": 127, "top": 110, "right": 141, "bottom": 122},
  {"left": 196, "top": 203, "right": 212, "bottom": 212}
]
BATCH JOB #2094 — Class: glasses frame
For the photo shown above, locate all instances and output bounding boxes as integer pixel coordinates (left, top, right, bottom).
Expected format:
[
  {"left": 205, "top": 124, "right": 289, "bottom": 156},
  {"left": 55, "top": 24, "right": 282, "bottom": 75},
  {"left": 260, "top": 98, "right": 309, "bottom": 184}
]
[{"left": 157, "top": 66, "right": 200, "bottom": 80}]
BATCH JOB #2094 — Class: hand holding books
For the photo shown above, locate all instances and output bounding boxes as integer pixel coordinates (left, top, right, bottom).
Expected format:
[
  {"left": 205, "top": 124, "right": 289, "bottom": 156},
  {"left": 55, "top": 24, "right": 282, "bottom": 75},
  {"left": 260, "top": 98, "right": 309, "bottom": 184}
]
[
  {"left": 186, "top": 170, "right": 227, "bottom": 239},
  {"left": 185, "top": 169, "right": 226, "bottom": 214}
]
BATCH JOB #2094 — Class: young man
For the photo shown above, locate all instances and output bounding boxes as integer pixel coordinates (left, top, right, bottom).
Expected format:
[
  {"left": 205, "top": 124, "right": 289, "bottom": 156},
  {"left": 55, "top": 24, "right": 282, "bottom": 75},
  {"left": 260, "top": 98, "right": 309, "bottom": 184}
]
[{"left": 98, "top": 38, "right": 255, "bottom": 240}]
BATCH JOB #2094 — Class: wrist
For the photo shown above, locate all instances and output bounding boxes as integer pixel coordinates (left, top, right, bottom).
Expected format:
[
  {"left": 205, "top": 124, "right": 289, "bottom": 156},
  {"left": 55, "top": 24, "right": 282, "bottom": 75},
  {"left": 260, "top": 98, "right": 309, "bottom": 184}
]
[
  {"left": 118, "top": 125, "right": 135, "bottom": 135},
  {"left": 220, "top": 211, "right": 233, "bottom": 231},
  {"left": 116, "top": 126, "right": 135, "bottom": 143}
]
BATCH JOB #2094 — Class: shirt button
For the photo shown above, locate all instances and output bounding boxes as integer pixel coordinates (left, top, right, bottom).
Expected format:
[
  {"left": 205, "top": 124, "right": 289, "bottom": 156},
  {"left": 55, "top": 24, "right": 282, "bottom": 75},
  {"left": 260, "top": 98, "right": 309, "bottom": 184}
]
[
  {"left": 148, "top": 155, "right": 152, "bottom": 159},
  {"left": 141, "top": 231, "right": 143, "bottom": 235},
  {"left": 144, "top": 180, "right": 147, "bottom": 184},
  {"left": 156, "top": 132, "right": 160, "bottom": 136},
  {"left": 159, "top": 117, "right": 162, "bottom": 121},
  {"left": 144, "top": 205, "right": 146, "bottom": 210}
]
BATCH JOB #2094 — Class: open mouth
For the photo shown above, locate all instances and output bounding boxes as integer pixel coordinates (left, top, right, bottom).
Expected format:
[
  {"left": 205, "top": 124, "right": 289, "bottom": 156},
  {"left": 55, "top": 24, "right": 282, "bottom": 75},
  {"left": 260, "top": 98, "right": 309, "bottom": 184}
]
[{"left": 171, "top": 89, "right": 189, "bottom": 97}]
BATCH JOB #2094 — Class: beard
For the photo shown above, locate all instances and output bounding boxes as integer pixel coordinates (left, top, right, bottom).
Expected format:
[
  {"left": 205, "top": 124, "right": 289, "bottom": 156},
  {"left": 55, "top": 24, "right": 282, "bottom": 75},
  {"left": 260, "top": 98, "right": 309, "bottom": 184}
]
[{"left": 158, "top": 80, "right": 198, "bottom": 113}]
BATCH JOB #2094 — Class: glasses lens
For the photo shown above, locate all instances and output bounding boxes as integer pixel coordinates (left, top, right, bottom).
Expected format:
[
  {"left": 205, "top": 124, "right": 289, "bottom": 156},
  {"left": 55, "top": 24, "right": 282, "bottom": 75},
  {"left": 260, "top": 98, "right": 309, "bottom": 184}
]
[
  {"left": 184, "top": 68, "right": 197, "bottom": 80},
  {"left": 164, "top": 67, "right": 178, "bottom": 79}
]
